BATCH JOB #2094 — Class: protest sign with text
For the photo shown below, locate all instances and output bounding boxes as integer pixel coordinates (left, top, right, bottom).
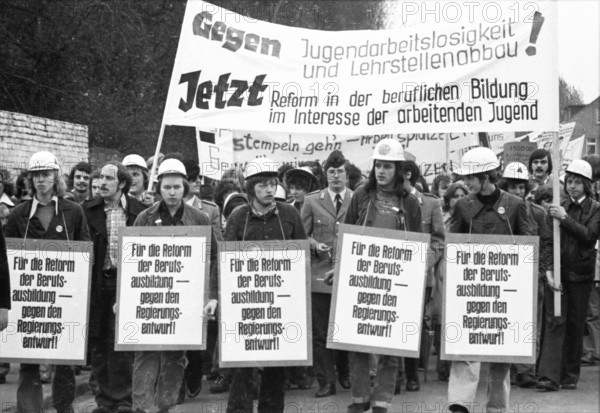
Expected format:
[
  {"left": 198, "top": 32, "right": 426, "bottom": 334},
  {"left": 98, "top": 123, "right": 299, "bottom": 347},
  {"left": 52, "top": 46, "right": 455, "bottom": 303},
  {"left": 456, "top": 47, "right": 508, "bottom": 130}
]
[
  {"left": 0, "top": 239, "right": 92, "bottom": 364},
  {"left": 442, "top": 234, "right": 538, "bottom": 363},
  {"left": 115, "top": 226, "right": 211, "bottom": 351},
  {"left": 218, "top": 240, "right": 311, "bottom": 367},
  {"left": 162, "top": 1, "right": 558, "bottom": 135},
  {"left": 328, "top": 224, "right": 430, "bottom": 357}
]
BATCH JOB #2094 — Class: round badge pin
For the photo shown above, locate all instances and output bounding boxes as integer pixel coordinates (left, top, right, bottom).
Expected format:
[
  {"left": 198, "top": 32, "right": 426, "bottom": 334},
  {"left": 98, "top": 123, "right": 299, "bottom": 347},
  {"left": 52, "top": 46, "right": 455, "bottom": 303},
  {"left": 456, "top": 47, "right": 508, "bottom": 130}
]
[
  {"left": 498, "top": 207, "right": 505, "bottom": 215},
  {"left": 56, "top": 225, "right": 63, "bottom": 233}
]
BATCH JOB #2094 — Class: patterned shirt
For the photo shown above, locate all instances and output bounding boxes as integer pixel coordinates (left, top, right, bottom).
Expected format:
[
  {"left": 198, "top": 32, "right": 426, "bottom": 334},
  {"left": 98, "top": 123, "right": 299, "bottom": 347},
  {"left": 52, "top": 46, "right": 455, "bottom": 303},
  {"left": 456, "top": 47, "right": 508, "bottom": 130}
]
[{"left": 103, "top": 195, "right": 128, "bottom": 270}]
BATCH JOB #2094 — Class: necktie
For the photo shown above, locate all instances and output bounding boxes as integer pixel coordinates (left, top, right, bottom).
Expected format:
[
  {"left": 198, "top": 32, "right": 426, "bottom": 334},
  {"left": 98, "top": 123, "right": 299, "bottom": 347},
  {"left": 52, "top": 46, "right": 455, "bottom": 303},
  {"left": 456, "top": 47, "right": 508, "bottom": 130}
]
[{"left": 335, "top": 194, "right": 342, "bottom": 214}]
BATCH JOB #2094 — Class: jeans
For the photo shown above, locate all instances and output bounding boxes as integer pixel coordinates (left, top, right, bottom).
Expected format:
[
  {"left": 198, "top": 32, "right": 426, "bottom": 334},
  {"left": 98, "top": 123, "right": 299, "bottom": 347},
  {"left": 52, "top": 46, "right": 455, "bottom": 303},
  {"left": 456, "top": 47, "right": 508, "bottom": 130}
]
[
  {"left": 583, "top": 285, "right": 600, "bottom": 358},
  {"left": 350, "top": 352, "right": 398, "bottom": 409},
  {"left": 538, "top": 281, "right": 593, "bottom": 385},
  {"left": 91, "top": 286, "right": 134, "bottom": 410},
  {"left": 17, "top": 364, "right": 75, "bottom": 413},
  {"left": 227, "top": 367, "right": 285, "bottom": 413},
  {"left": 133, "top": 351, "right": 187, "bottom": 412},
  {"left": 448, "top": 361, "right": 510, "bottom": 413}
]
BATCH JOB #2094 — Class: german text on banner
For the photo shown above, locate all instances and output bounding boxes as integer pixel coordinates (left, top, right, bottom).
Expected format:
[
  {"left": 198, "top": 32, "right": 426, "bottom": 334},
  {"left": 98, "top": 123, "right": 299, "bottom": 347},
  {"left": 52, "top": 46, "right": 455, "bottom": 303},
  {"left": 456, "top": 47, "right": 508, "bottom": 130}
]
[
  {"left": 0, "top": 239, "right": 92, "bottom": 365},
  {"left": 328, "top": 224, "right": 430, "bottom": 357},
  {"left": 163, "top": 0, "right": 558, "bottom": 134},
  {"left": 218, "top": 240, "right": 312, "bottom": 368},
  {"left": 115, "top": 226, "right": 211, "bottom": 351},
  {"left": 442, "top": 234, "right": 539, "bottom": 363}
]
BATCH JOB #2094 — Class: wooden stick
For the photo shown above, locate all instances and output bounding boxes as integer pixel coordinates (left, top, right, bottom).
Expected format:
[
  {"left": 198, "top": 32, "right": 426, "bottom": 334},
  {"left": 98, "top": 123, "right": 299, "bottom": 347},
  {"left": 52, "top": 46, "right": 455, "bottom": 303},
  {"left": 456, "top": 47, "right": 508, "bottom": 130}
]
[
  {"left": 147, "top": 123, "right": 166, "bottom": 192},
  {"left": 552, "top": 131, "right": 561, "bottom": 317}
]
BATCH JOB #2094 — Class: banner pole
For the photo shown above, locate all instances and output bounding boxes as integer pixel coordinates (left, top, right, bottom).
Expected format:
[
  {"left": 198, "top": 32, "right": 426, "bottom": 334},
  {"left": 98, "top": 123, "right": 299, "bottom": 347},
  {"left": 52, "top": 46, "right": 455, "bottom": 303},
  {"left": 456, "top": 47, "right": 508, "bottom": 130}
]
[
  {"left": 147, "top": 123, "right": 166, "bottom": 192},
  {"left": 551, "top": 131, "right": 561, "bottom": 317}
]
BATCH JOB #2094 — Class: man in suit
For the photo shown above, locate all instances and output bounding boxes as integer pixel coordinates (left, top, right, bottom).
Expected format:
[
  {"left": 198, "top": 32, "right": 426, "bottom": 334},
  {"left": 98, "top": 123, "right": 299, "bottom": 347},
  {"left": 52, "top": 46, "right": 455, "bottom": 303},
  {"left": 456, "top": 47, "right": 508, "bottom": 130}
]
[
  {"left": 84, "top": 162, "right": 146, "bottom": 413},
  {"left": 400, "top": 160, "right": 445, "bottom": 391},
  {"left": 301, "top": 150, "right": 352, "bottom": 397}
]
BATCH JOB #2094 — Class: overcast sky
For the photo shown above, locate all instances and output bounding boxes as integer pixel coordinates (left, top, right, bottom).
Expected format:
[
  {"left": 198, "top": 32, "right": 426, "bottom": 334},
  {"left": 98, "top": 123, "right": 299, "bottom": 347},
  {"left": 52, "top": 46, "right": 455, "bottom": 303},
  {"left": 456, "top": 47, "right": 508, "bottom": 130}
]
[{"left": 558, "top": 0, "right": 599, "bottom": 103}]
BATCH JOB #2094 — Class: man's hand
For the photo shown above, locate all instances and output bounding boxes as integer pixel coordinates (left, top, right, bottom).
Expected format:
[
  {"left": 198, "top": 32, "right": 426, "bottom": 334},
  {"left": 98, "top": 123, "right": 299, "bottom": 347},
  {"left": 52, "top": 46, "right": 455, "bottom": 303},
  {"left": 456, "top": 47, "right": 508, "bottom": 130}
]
[
  {"left": 141, "top": 191, "right": 156, "bottom": 206},
  {"left": 546, "top": 270, "right": 562, "bottom": 292},
  {"left": 113, "top": 302, "right": 118, "bottom": 315},
  {"left": 549, "top": 205, "right": 567, "bottom": 221},
  {"left": 316, "top": 243, "right": 331, "bottom": 253},
  {"left": 324, "top": 269, "right": 335, "bottom": 286},
  {"left": 0, "top": 309, "right": 8, "bottom": 331},
  {"left": 204, "top": 299, "right": 218, "bottom": 321}
]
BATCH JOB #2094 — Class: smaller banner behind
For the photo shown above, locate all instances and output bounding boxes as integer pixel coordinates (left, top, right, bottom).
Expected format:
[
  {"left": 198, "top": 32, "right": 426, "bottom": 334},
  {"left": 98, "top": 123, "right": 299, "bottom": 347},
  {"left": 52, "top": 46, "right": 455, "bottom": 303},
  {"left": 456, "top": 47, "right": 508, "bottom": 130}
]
[
  {"left": 328, "top": 224, "right": 430, "bottom": 357},
  {"left": 115, "top": 226, "right": 211, "bottom": 351},
  {"left": 442, "top": 234, "right": 538, "bottom": 363},
  {"left": 218, "top": 240, "right": 311, "bottom": 367},
  {"left": 0, "top": 239, "right": 92, "bottom": 364}
]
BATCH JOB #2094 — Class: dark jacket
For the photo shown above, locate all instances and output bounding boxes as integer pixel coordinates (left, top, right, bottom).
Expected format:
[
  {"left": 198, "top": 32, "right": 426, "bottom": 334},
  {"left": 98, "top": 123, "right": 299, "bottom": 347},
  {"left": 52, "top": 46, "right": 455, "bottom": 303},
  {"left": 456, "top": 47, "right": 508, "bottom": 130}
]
[
  {"left": 527, "top": 201, "right": 552, "bottom": 276},
  {"left": 344, "top": 185, "right": 423, "bottom": 233},
  {"left": 84, "top": 195, "right": 145, "bottom": 337},
  {"left": 559, "top": 196, "right": 600, "bottom": 282},
  {"left": 224, "top": 201, "right": 306, "bottom": 242},
  {"left": 4, "top": 197, "right": 91, "bottom": 242},
  {"left": 449, "top": 190, "right": 534, "bottom": 236},
  {"left": 134, "top": 202, "right": 219, "bottom": 299},
  {"left": 0, "top": 225, "right": 10, "bottom": 309}
]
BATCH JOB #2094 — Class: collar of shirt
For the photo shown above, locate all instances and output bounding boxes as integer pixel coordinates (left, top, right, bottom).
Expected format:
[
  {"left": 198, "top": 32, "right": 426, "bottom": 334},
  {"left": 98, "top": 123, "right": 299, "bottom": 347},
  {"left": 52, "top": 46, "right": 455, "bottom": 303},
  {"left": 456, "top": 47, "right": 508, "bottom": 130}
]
[
  {"left": 104, "top": 194, "right": 128, "bottom": 212},
  {"left": 327, "top": 187, "right": 347, "bottom": 203},
  {"left": 0, "top": 192, "right": 15, "bottom": 207},
  {"left": 29, "top": 195, "right": 59, "bottom": 219},
  {"left": 250, "top": 200, "right": 276, "bottom": 217},
  {"left": 570, "top": 195, "right": 587, "bottom": 205},
  {"left": 159, "top": 201, "right": 185, "bottom": 225}
]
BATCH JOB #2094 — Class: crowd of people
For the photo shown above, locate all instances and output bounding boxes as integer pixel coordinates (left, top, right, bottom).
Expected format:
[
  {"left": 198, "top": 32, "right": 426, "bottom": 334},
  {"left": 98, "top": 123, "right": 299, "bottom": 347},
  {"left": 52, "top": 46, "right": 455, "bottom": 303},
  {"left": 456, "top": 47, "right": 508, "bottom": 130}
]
[{"left": 0, "top": 143, "right": 599, "bottom": 413}]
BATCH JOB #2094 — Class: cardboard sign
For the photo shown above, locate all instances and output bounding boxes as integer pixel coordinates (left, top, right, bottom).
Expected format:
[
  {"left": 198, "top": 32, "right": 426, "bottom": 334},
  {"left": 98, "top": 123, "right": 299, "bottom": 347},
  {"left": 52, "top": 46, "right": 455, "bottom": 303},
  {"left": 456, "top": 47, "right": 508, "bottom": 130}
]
[
  {"left": 115, "top": 226, "right": 211, "bottom": 351},
  {"left": 328, "top": 224, "right": 430, "bottom": 357},
  {"left": 442, "top": 234, "right": 538, "bottom": 363},
  {"left": 503, "top": 141, "right": 538, "bottom": 165},
  {"left": 218, "top": 240, "right": 312, "bottom": 368},
  {"left": 0, "top": 239, "right": 92, "bottom": 364}
]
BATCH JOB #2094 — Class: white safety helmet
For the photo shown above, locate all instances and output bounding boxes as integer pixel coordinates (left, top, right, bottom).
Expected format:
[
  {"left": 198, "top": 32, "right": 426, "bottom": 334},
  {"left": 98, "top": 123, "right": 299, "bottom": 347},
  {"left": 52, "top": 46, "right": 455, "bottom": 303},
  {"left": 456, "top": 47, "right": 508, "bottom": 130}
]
[
  {"left": 275, "top": 184, "right": 287, "bottom": 202},
  {"left": 371, "top": 139, "right": 405, "bottom": 161},
  {"left": 28, "top": 151, "right": 60, "bottom": 172},
  {"left": 503, "top": 162, "right": 529, "bottom": 181},
  {"left": 244, "top": 158, "right": 280, "bottom": 179},
  {"left": 157, "top": 159, "right": 187, "bottom": 179},
  {"left": 123, "top": 154, "right": 149, "bottom": 171},
  {"left": 455, "top": 147, "right": 499, "bottom": 176},
  {"left": 566, "top": 159, "right": 592, "bottom": 180}
]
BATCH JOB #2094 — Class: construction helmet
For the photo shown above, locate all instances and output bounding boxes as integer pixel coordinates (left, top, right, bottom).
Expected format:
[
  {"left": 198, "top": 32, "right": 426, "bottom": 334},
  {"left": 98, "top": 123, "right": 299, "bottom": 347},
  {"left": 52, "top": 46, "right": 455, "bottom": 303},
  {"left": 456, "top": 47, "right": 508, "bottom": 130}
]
[
  {"left": 566, "top": 159, "right": 592, "bottom": 180},
  {"left": 284, "top": 166, "right": 320, "bottom": 191},
  {"left": 503, "top": 162, "right": 529, "bottom": 181},
  {"left": 244, "top": 158, "right": 280, "bottom": 179},
  {"left": 123, "top": 154, "right": 149, "bottom": 171},
  {"left": 275, "top": 184, "right": 287, "bottom": 202},
  {"left": 157, "top": 159, "right": 187, "bottom": 178},
  {"left": 28, "top": 151, "right": 60, "bottom": 172},
  {"left": 455, "top": 147, "right": 499, "bottom": 176},
  {"left": 371, "top": 139, "right": 405, "bottom": 161}
]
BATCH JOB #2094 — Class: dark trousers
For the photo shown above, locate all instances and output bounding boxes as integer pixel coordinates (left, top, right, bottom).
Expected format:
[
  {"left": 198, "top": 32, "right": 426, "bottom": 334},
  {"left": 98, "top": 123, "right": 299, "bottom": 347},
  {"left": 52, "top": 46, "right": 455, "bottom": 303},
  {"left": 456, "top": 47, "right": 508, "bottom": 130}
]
[
  {"left": 312, "top": 293, "right": 348, "bottom": 386},
  {"left": 538, "top": 281, "right": 593, "bottom": 385},
  {"left": 227, "top": 367, "right": 285, "bottom": 413},
  {"left": 91, "top": 286, "right": 134, "bottom": 409},
  {"left": 17, "top": 364, "right": 75, "bottom": 413}
]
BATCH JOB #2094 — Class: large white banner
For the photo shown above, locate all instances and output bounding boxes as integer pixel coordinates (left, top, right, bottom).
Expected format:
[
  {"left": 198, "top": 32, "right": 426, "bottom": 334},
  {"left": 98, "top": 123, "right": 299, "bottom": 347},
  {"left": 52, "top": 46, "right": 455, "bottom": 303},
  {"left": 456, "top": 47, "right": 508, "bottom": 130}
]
[{"left": 163, "top": 0, "right": 558, "bottom": 134}]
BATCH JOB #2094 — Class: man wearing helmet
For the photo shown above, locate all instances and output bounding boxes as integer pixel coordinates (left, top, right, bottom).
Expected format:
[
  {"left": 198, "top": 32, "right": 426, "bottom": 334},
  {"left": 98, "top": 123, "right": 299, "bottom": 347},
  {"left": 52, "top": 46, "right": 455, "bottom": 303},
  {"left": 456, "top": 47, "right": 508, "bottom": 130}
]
[
  {"left": 130, "top": 159, "right": 218, "bottom": 413},
  {"left": 123, "top": 154, "right": 155, "bottom": 207},
  {"left": 537, "top": 160, "right": 600, "bottom": 392},
  {"left": 341, "top": 139, "right": 422, "bottom": 413},
  {"left": 4, "top": 151, "right": 91, "bottom": 413},
  {"left": 223, "top": 158, "right": 306, "bottom": 413},
  {"left": 498, "top": 162, "right": 552, "bottom": 388},
  {"left": 84, "top": 162, "right": 146, "bottom": 413},
  {"left": 447, "top": 148, "right": 534, "bottom": 413}
]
